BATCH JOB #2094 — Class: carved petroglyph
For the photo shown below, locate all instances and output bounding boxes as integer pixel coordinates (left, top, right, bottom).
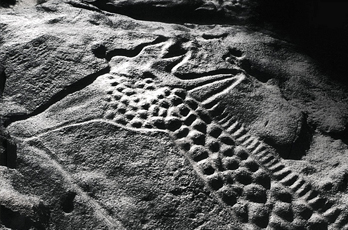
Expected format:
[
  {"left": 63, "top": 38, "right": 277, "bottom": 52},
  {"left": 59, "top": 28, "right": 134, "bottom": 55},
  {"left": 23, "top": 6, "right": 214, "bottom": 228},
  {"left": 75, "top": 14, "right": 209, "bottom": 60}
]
[
  {"left": 9, "top": 37, "right": 347, "bottom": 229},
  {"left": 99, "top": 39, "right": 348, "bottom": 229}
]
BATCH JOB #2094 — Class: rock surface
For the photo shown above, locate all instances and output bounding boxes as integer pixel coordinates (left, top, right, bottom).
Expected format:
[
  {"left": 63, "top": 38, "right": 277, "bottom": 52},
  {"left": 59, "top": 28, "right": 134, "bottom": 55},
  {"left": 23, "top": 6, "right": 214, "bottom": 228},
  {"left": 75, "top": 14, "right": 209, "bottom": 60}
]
[{"left": 0, "top": 0, "right": 348, "bottom": 229}]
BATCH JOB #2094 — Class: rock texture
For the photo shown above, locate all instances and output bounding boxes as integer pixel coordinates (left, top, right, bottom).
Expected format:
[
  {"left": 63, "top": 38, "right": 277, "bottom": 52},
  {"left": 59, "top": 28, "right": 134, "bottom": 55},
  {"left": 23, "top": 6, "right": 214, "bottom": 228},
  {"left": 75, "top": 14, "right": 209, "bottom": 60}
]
[{"left": 1, "top": 0, "right": 348, "bottom": 229}]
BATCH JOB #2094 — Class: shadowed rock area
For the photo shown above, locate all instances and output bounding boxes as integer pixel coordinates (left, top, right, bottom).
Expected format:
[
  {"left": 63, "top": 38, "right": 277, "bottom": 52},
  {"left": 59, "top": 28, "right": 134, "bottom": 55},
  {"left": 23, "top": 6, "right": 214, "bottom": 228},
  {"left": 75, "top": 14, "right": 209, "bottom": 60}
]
[{"left": 0, "top": 0, "right": 348, "bottom": 229}]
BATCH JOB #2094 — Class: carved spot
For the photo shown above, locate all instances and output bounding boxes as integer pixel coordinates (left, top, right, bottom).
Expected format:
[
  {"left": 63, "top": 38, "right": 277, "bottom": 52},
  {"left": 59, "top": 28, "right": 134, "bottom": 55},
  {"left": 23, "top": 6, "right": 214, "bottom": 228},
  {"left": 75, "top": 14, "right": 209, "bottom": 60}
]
[
  {"left": 188, "top": 130, "right": 205, "bottom": 146},
  {"left": 233, "top": 202, "right": 248, "bottom": 223},
  {"left": 244, "top": 160, "right": 259, "bottom": 172},
  {"left": 189, "top": 146, "right": 209, "bottom": 162},
  {"left": 223, "top": 157, "right": 240, "bottom": 170},
  {"left": 179, "top": 105, "right": 190, "bottom": 116},
  {"left": 192, "top": 120, "right": 207, "bottom": 134},
  {"left": 219, "top": 136, "right": 235, "bottom": 146},
  {"left": 208, "top": 125, "right": 222, "bottom": 138},
  {"left": 273, "top": 202, "right": 294, "bottom": 222},
  {"left": 208, "top": 141, "right": 220, "bottom": 153},
  {"left": 186, "top": 99, "right": 198, "bottom": 110},
  {"left": 235, "top": 147, "right": 249, "bottom": 160},
  {"left": 235, "top": 169, "right": 252, "bottom": 185},
  {"left": 253, "top": 171, "right": 271, "bottom": 190},
  {"left": 271, "top": 186, "right": 293, "bottom": 203},
  {"left": 61, "top": 191, "right": 76, "bottom": 213},
  {"left": 248, "top": 204, "right": 270, "bottom": 228},
  {"left": 243, "top": 184, "right": 267, "bottom": 203},
  {"left": 165, "top": 117, "right": 182, "bottom": 131},
  {"left": 198, "top": 161, "right": 215, "bottom": 175},
  {"left": 293, "top": 201, "right": 313, "bottom": 220},
  {"left": 219, "top": 186, "right": 239, "bottom": 206},
  {"left": 173, "top": 88, "right": 186, "bottom": 99},
  {"left": 184, "top": 113, "right": 197, "bottom": 126},
  {"left": 208, "top": 174, "right": 224, "bottom": 190},
  {"left": 221, "top": 147, "right": 234, "bottom": 157}
]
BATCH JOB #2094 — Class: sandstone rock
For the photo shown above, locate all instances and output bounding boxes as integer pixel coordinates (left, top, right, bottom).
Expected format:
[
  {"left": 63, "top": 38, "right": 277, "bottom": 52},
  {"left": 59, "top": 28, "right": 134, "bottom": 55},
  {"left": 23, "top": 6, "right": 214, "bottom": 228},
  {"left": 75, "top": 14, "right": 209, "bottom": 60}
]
[{"left": 1, "top": 0, "right": 348, "bottom": 229}]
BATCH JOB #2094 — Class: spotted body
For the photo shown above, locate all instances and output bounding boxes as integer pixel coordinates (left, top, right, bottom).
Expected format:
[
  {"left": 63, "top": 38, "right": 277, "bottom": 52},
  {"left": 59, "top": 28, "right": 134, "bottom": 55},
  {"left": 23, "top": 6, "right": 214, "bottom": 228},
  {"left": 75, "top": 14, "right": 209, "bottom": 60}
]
[{"left": 101, "top": 70, "right": 347, "bottom": 229}]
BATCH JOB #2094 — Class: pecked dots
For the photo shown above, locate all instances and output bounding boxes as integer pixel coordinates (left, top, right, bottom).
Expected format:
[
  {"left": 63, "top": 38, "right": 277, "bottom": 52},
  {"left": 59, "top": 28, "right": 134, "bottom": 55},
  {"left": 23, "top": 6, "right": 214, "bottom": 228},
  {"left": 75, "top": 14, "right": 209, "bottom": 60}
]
[
  {"left": 116, "top": 104, "right": 127, "bottom": 114},
  {"left": 104, "top": 95, "right": 112, "bottom": 102},
  {"left": 268, "top": 215, "right": 292, "bottom": 230},
  {"left": 165, "top": 116, "right": 182, "bottom": 131},
  {"left": 248, "top": 203, "right": 270, "bottom": 228},
  {"left": 221, "top": 146, "right": 234, "bottom": 157},
  {"left": 109, "top": 101, "right": 119, "bottom": 109},
  {"left": 292, "top": 201, "right": 313, "bottom": 220},
  {"left": 128, "top": 103, "right": 138, "bottom": 112},
  {"left": 192, "top": 119, "right": 207, "bottom": 134},
  {"left": 178, "top": 104, "right": 190, "bottom": 116},
  {"left": 184, "top": 113, "right": 197, "bottom": 126},
  {"left": 167, "top": 107, "right": 180, "bottom": 118},
  {"left": 131, "top": 96, "right": 140, "bottom": 103},
  {"left": 291, "top": 219, "right": 307, "bottom": 230},
  {"left": 208, "top": 140, "right": 220, "bottom": 153},
  {"left": 149, "top": 105, "right": 160, "bottom": 116},
  {"left": 113, "top": 115, "right": 127, "bottom": 125},
  {"left": 107, "top": 74, "right": 115, "bottom": 80},
  {"left": 139, "top": 101, "right": 150, "bottom": 110},
  {"left": 169, "top": 95, "right": 183, "bottom": 106},
  {"left": 159, "top": 99, "right": 170, "bottom": 109},
  {"left": 219, "top": 135, "right": 235, "bottom": 146},
  {"left": 188, "top": 130, "right": 205, "bottom": 145},
  {"left": 163, "top": 87, "right": 171, "bottom": 96},
  {"left": 234, "top": 147, "right": 249, "bottom": 160},
  {"left": 143, "top": 121, "right": 153, "bottom": 128},
  {"left": 221, "top": 171, "right": 235, "bottom": 184},
  {"left": 130, "top": 118, "right": 143, "bottom": 128},
  {"left": 186, "top": 98, "right": 198, "bottom": 110},
  {"left": 115, "top": 85, "right": 126, "bottom": 93},
  {"left": 222, "top": 157, "right": 240, "bottom": 170},
  {"left": 218, "top": 185, "right": 240, "bottom": 206},
  {"left": 125, "top": 111, "right": 136, "bottom": 121},
  {"left": 235, "top": 168, "right": 252, "bottom": 185},
  {"left": 243, "top": 184, "right": 267, "bottom": 203},
  {"left": 120, "top": 96, "right": 130, "bottom": 106},
  {"left": 175, "top": 126, "right": 190, "bottom": 139},
  {"left": 232, "top": 202, "right": 248, "bottom": 223},
  {"left": 272, "top": 202, "right": 294, "bottom": 222},
  {"left": 307, "top": 213, "right": 328, "bottom": 230},
  {"left": 177, "top": 140, "right": 191, "bottom": 151},
  {"left": 270, "top": 186, "right": 292, "bottom": 203},
  {"left": 104, "top": 110, "right": 115, "bottom": 120},
  {"left": 253, "top": 171, "right": 271, "bottom": 189},
  {"left": 113, "top": 92, "right": 122, "bottom": 100},
  {"left": 188, "top": 145, "right": 209, "bottom": 162},
  {"left": 207, "top": 125, "right": 222, "bottom": 138},
  {"left": 110, "top": 81, "right": 119, "bottom": 86},
  {"left": 151, "top": 116, "right": 165, "bottom": 129},
  {"left": 244, "top": 160, "right": 259, "bottom": 172},
  {"left": 196, "top": 109, "right": 212, "bottom": 124},
  {"left": 207, "top": 174, "right": 224, "bottom": 191},
  {"left": 138, "top": 109, "right": 148, "bottom": 119},
  {"left": 123, "top": 88, "right": 135, "bottom": 96},
  {"left": 150, "top": 97, "right": 158, "bottom": 105},
  {"left": 172, "top": 88, "right": 186, "bottom": 100},
  {"left": 197, "top": 161, "right": 215, "bottom": 175},
  {"left": 158, "top": 108, "right": 168, "bottom": 117}
]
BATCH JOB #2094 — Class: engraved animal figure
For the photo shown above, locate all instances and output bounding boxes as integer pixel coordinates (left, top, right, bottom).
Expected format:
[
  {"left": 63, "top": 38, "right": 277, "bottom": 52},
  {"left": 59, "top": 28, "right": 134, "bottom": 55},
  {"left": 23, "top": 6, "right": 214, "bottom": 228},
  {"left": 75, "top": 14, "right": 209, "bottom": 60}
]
[
  {"left": 8, "top": 36, "right": 348, "bottom": 229},
  {"left": 101, "top": 38, "right": 348, "bottom": 230}
]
